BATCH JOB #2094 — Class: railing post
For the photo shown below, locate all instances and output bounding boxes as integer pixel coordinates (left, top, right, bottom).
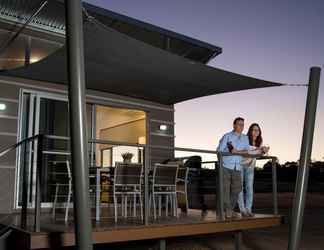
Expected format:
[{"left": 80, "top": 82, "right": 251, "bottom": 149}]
[
  {"left": 271, "top": 157, "right": 278, "bottom": 215},
  {"left": 95, "top": 168, "right": 101, "bottom": 221},
  {"left": 20, "top": 139, "right": 29, "bottom": 229},
  {"left": 143, "top": 111, "right": 151, "bottom": 225},
  {"left": 217, "top": 152, "right": 224, "bottom": 220},
  {"left": 90, "top": 104, "right": 96, "bottom": 168},
  {"left": 144, "top": 146, "right": 149, "bottom": 225},
  {"left": 34, "top": 135, "right": 43, "bottom": 232}
]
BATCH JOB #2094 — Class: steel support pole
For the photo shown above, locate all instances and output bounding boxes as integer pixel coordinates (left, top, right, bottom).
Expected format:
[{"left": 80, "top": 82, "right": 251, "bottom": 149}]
[
  {"left": 234, "top": 231, "right": 243, "bottom": 250},
  {"left": 217, "top": 153, "right": 224, "bottom": 220},
  {"left": 288, "top": 67, "right": 321, "bottom": 250},
  {"left": 64, "top": 1, "right": 93, "bottom": 250},
  {"left": 159, "top": 239, "right": 166, "bottom": 250},
  {"left": 271, "top": 157, "right": 278, "bottom": 215}
]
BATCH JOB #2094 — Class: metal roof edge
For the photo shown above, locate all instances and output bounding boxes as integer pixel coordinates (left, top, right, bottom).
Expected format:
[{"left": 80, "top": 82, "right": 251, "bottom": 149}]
[{"left": 83, "top": 2, "right": 222, "bottom": 55}]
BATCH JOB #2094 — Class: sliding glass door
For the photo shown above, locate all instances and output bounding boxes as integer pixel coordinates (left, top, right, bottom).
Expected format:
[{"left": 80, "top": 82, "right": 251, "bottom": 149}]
[
  {"left": 16, "top": 90, "right": 146, "bottom": 209},
  {"left": 16, "top": 91, "right": 70, "bottom": 208}
]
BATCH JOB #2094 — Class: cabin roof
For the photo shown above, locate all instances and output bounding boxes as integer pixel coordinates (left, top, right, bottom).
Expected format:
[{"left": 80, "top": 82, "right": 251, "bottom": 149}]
[{"left": 0, "top": 0, "right": 222, "bottom": 63}]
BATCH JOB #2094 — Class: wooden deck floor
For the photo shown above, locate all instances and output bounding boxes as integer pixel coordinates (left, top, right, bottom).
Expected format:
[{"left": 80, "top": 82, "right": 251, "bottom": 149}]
[{"left": 2, "top": 209, "right": 283, "bottom": 249}]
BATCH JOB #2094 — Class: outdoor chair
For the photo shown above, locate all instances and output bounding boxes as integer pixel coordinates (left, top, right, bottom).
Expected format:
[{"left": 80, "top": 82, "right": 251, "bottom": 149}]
[
  {"left": 52, "top": 160, "right": 72, "bottom": 223},
  {"left": 150, "top": 163, "right": 179, "bottom": 219},
  {"left": 113, "top": 162, "right": 143, "bottom": 223},
  {"left": 176, "top": 167, "right": 189, "bottom": 213}
]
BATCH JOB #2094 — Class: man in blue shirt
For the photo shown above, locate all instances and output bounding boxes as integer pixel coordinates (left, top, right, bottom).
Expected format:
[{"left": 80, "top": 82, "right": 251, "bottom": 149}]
[{"left": 217, "top": 117, "right": 250, "bottom": 219}]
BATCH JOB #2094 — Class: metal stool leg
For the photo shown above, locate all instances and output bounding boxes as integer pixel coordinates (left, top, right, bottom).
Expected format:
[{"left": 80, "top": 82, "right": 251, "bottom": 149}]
[
  {"left": 114, "top": 194, "right": 118, "bottom": 223},
  {"left": 153, "top": 193, "right": 157, "bottom": 220},
  {"left": 158, "top": 195, "right": 162, "bottom": 217},
  {"left": 140, "top": 193, "right": 143, "bottom": 220},
  {"left": 165, "top": 194, "right": 169, "bottom": 216},
  {"left": 173, "top": 192, "right": 177, "bottom": 217},
  {"left": 121, "top": 195, "right": 125, "bottom": 217},
  {"left": 124, "top": 194, "right": 127, "bottom": 218},
  {"left": 65, "top": 184, "right": 72, "bottom": 223},
  {"left": 52, "top": 184, "right": 60, "bottom": 219}
]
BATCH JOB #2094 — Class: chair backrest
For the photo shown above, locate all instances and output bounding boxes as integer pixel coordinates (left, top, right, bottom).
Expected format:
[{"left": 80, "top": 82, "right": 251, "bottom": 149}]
[
  {"left": 177, "top": 167, "right": 189, "bottom": 181},
  {"left": 52, "top": 160, "right": 72, "bottom": 184},
  {"left": 166, "top": 161, "right": 188, "bottom": 181},
  {"left": 66, "top": 160, "right": 72, "bottom": 180},
  {"left": 114, "top": 162, "right": 143, "bottom": 186},
  {"left": 153, "top": 163, "right": 178, "bottom": 186}
]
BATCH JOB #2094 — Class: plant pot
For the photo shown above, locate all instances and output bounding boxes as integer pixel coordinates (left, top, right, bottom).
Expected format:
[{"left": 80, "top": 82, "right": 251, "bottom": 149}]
[{"left": 123, "top": 158, "right": 132, "bottom": 163}]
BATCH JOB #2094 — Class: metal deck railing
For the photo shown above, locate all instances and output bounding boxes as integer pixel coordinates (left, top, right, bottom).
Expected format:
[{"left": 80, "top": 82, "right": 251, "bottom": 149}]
[{"left": 0, "top": 134, "right": 279, "bottom": 233}]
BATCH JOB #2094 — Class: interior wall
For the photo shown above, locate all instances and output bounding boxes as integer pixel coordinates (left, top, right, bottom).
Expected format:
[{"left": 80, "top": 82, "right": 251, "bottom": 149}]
[
  {"left": 95, "top": 105, "right": 146, "bottom": 165},
  {"left": 99, "top": 118, "right": 145, "bottom": 144}
]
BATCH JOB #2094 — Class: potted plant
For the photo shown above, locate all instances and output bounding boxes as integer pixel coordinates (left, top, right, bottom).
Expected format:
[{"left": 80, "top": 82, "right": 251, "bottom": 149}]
[{"left": 121, "top": 152, "right": 133, "bottom": 163}]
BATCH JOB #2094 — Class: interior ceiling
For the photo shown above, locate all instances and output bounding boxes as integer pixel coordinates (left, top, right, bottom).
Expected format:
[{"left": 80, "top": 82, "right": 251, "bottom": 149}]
[
  {"left": 96, "top": 105, "right": 145, "bottom": 132},
  {"left": 96, "top": 106, "right": 145, "bottom": 119}
]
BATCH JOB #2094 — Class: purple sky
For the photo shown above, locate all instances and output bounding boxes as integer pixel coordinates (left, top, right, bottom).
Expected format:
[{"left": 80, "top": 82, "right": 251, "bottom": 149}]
[{"left": 85, "top": 0, "right": 324, "bottom": 163}]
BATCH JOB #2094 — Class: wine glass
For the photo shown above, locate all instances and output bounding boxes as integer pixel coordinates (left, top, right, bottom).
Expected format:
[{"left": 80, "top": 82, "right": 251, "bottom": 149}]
[{"left": 263, "top": 144, "right": 270, "bottom": 156}]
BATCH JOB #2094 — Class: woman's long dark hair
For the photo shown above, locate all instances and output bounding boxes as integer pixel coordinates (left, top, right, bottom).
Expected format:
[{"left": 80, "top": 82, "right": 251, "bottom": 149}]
[{"left": 247, "top": 123, "right": 263, "bottom": 147}]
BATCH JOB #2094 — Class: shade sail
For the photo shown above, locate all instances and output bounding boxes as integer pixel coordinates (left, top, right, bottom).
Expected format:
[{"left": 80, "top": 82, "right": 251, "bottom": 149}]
[{"left": 1, "top": 19, "right": 282, "bottom": 105}]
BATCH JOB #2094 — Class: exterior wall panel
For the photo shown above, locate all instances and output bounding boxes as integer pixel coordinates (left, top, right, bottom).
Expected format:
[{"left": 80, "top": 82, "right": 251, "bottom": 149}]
[
  {"left": 0, "top": 134, "right": 17, "bottom": 166},
  {"left": 0, "top": 118, "right": 19, "bottom": 134},
  {"left": 0, "top": 81, "right": 21, "bottom": 99},
  {"left": 0, "top": 100, "right": 18, "bottom": 117},
  {"left": 0, "top": 76, "right": 175, "bottom": 213},
  {"left": 0, "top": 168, "right": 15, "bottom": 213}
]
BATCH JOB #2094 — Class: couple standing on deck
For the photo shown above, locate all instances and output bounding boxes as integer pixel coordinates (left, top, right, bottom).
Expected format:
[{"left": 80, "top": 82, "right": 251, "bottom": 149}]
[{"left": 217, "top": 117, "right": 269, "bottom": 219}]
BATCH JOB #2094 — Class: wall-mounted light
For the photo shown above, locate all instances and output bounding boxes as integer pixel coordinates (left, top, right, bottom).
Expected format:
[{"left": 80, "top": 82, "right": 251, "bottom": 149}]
[
  {"left": 138, "top": 136, "right": 146, "bottom": 144},
  {"left": 0, "top": 103, "right": 6, "bottom": 111},
  {"left": 159, "top": 124, "right": 168, "bottom": 131}
]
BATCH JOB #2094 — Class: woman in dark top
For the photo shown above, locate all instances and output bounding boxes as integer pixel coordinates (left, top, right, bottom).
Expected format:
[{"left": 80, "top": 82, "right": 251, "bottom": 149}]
[{"left": 238, "top": 123, "right": 268, "bottom": 217}]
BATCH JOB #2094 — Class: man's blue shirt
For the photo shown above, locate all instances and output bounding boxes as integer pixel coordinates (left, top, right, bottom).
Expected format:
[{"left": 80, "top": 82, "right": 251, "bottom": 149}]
[{"left": 217, "top": 131, "right": 250, "bottom": 171}]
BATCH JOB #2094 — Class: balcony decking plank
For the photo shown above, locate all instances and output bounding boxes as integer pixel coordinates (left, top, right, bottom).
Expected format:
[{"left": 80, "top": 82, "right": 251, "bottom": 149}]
[{"left": 2, "top": 209, "right": 283, "bottom": 249}]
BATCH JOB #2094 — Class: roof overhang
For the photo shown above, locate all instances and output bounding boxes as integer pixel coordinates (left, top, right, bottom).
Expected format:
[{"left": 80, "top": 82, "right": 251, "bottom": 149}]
[
  {"left": 1, "top": 19, "right": 282, "bottom": 105},
  {"left": 0, "top": 0, "right": 221, "bottom": 63}
]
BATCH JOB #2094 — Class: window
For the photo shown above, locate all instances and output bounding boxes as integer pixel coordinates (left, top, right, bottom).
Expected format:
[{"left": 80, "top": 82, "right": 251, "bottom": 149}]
[{"left": 95, "top": 105, "right": 146, "bottom": 166}]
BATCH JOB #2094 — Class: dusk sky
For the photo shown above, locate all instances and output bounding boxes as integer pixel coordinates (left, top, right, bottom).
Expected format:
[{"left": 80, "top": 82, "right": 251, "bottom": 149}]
[{"left": 85, "top": 0, "right": 324, "bottom": 163}]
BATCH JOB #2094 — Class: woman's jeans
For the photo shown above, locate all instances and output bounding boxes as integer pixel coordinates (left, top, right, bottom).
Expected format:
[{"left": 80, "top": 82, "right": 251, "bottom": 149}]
[{"left": 238, "top": 166, "right": 254, "bottom": 212}]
